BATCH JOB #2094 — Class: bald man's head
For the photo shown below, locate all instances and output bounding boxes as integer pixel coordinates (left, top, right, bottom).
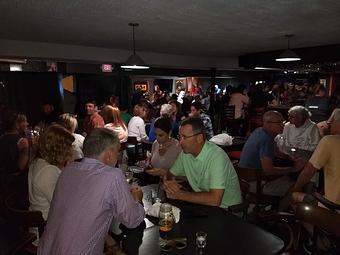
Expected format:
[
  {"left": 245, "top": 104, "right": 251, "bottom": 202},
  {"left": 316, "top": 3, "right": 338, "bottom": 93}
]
[{"left": 262, "top": 111, "right": 285, "bottom": 137}]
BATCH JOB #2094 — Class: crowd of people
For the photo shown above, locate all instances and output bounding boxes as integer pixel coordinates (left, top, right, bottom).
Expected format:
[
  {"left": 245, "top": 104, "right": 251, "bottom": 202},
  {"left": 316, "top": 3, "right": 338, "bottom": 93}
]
[{"left": 0, "top": 81, "right": 339, "bottom": 254}]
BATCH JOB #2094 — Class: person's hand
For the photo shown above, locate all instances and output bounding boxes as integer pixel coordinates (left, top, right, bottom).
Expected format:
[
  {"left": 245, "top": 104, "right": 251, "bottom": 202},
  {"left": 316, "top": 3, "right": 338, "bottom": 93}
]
[
  {"left": 130, "top": 186, "right": 143, "bottom": 203},
  {"left": 145, "top": 168, "right": 166, "bottom": 177},
  {"left": 163, "top": 178, "right": 182, "bottom": 195},
  {"left": 17, "top": 138, "right": 29, "bottom": 150}
]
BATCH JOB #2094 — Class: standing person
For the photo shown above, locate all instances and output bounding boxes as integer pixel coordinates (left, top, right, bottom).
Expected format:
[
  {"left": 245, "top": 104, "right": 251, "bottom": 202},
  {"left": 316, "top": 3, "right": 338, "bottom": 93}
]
[
  {"left": 128, "top": 103, "right": 148, "bottom": 141},
  {"left": 146, "top": 116, "right": 182, "bottom": 177},
  {"left": 189, "top": 101, "right": 214, "bottom": 140},
  {"left": 305, "top": 84, "right": 331, "bottom": 123},
  {"left": 83, "top": 100, "right": 104, "bottom": 136},
  {"left": 101, "top": 105, "right": 128, "bottom": 143},
  {"left": 228, "top": 85, "right": 249, "bottom": 119},
  {"left": 38, "top": 128, "right": 145, "bottom": 255},
  {"left": 163, "top": 117, "right": 241, "bottom": 208}
]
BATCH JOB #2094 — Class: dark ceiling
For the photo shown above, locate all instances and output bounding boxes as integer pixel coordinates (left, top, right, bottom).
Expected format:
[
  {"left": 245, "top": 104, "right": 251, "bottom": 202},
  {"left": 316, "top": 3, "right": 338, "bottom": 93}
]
[{"left": 1, "top": 0, "right": 340, "bottom": 59}]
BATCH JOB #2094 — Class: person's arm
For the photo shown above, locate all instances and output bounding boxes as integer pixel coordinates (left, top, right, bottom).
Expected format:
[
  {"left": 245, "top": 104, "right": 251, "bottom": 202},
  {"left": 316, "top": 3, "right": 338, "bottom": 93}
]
[
  {"left": 261, "top": 156, "right": 297, "bottom": 176},
  {"left": 166, "top": 187, "right": 225, "bottom": 207},
  {"left": 146, "top": 168, "right": 167, "bottom": 176},
  {"left": 309, "top": 125, "right": 321, "bottom": 151},
  {"left": 17, "top": 138, "right": 29, "bottom": 170},
  {"left": 291, "top": 162, "right": 318, "bottom": 192},
  {"left": 137, "top": 118, "right": 148, "bottom": 140},
  {"left": 112, "top": 173, "right": 145, "bottom": 229}
]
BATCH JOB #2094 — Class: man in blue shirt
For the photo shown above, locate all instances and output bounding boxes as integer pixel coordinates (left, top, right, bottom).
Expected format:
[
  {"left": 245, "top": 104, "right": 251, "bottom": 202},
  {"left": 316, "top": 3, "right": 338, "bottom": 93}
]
[{"left": 239, "top": 111, "right": 302, "bottom": 196}]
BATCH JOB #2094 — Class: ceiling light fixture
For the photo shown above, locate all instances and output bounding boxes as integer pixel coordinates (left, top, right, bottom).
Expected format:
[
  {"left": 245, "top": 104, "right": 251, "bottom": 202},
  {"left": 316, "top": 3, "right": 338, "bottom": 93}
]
[
  {"left": 121, "top": 23, "right": 149, "bottom": 69},
  {"left": 275, "top": 34, "right": 301, "bottom": 62},
  {"left": 0, "top": 58, "right": 27, "bottom": 64}
]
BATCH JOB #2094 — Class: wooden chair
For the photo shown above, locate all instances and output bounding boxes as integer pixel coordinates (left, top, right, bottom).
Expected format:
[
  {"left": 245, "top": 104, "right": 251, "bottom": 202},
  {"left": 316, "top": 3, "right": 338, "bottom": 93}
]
[
  {"left": 247, "top": 107, "right": 266, "bottom": 133},
  {"left": 233, "top": 166, "right": 296, "bottom": 252},
  {"left": 234, "top": 165, "right": 281, "bottom": 213},
  {"left": 220, "top": 105, "right": 244, "bottom": 136},
  {"left": 125, "top": 136, "right": 142, "bottom": 164},
  {"left": 228, "top": 179, "right": 250, "bottom": 219},
  {"left": 295, "top": 202, "right": 340, "bottom": 254}
]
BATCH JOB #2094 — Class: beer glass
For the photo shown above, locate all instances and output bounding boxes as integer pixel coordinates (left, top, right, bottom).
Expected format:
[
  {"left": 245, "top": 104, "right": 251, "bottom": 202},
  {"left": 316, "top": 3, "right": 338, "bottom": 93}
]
[{"left": 159, "top": 203, "right": 175, "bottom": 238}]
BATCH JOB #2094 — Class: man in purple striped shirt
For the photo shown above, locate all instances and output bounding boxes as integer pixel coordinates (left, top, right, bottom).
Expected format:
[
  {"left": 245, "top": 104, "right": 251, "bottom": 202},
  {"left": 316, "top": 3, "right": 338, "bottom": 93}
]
[{"left": 38, "top": 128, "right": 145, "bottom": 254}]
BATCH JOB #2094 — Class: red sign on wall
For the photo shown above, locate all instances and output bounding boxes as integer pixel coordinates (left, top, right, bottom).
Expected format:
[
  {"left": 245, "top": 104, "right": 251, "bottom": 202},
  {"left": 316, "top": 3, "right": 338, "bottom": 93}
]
[{"left": 101, "top": 64, "right": 113, "bottom": 72}]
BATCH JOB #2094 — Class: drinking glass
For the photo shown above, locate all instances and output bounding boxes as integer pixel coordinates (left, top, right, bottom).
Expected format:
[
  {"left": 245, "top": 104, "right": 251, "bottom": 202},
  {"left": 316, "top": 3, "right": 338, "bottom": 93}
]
[
  {"left": 196, "top": 231, "right": 207, "bottom": 249},
  {"left": 159, "top": 203, "right": 175, "bottom": 238},
  {"left": 124, "top": 168, "right": 133, "bottom": 183}
]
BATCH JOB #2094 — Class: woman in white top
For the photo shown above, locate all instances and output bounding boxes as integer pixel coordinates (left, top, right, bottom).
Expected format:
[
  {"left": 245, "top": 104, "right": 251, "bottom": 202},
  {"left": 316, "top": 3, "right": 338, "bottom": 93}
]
[
  {"left": 145, "top": 116, "right": 182, "bottom": 177},
  {"left": 28, "top": 124, "right": 74, "bottom": 220},
  {"left": 228, "top": 85, "right": 249, "bottom": 119},
  {"left": 58, "top": 113, "right": 85, "bottom": 160},
  {"left": 128, "top": 103, "right": 148, "bottom": 141},
  {"left": 279, "top": 106, "right": 321, "bottom": 153},
  {"left": 102, "top": 105, "right": 128, "bottom": 143}
]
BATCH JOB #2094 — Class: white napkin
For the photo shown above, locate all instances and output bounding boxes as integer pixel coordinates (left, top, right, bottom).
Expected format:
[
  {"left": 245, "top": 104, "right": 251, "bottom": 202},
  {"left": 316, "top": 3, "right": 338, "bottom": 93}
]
[
  {"left": 146, "top": 202, "right": 181, "bottom": 223},
  {"left": 209, "top": 133, "right": 233, "bottom": 146}
]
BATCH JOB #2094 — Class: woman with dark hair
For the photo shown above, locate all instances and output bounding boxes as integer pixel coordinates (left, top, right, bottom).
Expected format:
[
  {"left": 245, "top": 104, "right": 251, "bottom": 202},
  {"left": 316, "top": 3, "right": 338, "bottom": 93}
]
[
  {"left": 145, "top": 116, "right": 181, "bottom": 177},
  {"left": 0, "top": 110, "right": 29, "bottom": 174}
]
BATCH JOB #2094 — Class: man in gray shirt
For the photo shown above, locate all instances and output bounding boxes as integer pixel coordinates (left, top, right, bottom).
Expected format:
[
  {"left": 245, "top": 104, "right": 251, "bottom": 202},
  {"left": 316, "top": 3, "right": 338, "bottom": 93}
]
[{"left": 38, "top": 128, "right": 145, "bottom": 255}]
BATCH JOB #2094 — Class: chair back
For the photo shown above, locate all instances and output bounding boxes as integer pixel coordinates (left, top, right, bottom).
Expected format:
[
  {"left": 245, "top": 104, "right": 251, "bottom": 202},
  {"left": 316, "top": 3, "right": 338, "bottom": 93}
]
[
  {"left": 222, "top": 105, "right": 236, "bottom": 120},
  {"left": 5, "top": 192, "right": 45, "bottom": 236},
  {"left": 296, "top": 204, "right": 340, "bottom": 238},
  {"left": 234, "top": 165, "right": 280, "bottom": 210}
]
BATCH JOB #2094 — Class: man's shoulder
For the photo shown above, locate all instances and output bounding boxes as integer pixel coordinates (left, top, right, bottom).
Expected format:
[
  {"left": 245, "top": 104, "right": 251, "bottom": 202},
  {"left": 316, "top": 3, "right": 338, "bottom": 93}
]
[
  {"left": 202, "top": 142, "right": 228, "bottom": 159},
  {"left": 320, "top": 135, "right": 340, "bottom": 145}
]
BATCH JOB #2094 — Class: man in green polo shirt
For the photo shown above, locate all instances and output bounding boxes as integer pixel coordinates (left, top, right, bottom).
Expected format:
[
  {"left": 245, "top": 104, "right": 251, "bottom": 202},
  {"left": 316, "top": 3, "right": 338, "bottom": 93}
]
[{"left": 163, "top": 117, "right": 242, "bottom": 208}]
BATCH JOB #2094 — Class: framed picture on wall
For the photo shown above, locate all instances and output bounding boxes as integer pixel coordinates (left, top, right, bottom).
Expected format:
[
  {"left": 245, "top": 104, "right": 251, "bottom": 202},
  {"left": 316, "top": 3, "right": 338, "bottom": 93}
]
[{"left": 134, "top": 82, "right": 148, "bottom": 92}]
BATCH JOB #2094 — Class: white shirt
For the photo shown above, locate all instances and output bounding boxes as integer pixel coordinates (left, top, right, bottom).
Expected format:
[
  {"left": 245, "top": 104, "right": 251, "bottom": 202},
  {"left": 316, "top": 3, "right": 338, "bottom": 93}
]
[
  {"left": 28, "top": 158, "right": 61, "bottom": 220},
  {"left": 229, "top": 92, "right": 249, "bottom": 119},
  {"left": 72, "top": 133, "right": 84, "bottom": 160},
  {"left": 127, "top": 116, "right": 148, "bottom": 141},
  {"left": 281, "top": 119, "right": 321, "bottom": 152}
]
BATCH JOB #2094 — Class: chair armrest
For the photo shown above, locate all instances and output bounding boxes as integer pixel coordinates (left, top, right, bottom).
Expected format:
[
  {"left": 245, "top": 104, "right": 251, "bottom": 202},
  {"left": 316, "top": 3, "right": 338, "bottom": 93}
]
[
  {"left": 313, "top": 192, "right": 340, "bottom": 212},
  {"left": 256, "top": 211, "right": 296, "bottom": 223},
  {"left": 228, "top": 202, "right": 249, "bottom": 214},
  {"left": 228, "top": 202, "right": 249, "bottom": 219}
]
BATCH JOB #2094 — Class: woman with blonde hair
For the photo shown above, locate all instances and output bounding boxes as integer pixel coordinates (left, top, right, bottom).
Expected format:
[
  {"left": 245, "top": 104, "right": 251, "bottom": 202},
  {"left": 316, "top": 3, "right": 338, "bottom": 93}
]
[
  {"left": 128, "top": 103, "right": 148, "bottom": 141},
  {"left": 58, "top": 113, "right": 85, "bottom": 160},
  {"left": 102, "top": 105, "right": 128, "bottom": 143},
  {"left": 28, "top": 124, "right": 74, "bottom": 220}
]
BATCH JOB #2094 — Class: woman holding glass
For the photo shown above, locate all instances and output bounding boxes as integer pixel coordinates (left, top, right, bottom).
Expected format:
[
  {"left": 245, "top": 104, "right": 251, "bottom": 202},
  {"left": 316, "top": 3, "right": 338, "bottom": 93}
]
[{"left": 146, "top": 116, "right": 181, "bottom": 177}]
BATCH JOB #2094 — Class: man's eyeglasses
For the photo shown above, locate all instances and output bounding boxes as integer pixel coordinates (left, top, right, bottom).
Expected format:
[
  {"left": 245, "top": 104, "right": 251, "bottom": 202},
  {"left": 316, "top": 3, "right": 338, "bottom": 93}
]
[{"left": 177, "top": 133, "right": 202, "bottom": 140}]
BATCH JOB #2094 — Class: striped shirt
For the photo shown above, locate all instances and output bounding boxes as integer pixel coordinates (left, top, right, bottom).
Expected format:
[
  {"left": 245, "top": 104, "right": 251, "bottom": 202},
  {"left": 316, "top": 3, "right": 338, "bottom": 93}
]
[{"left": 38, "top": 158, "right": 145, "bottom": 255}]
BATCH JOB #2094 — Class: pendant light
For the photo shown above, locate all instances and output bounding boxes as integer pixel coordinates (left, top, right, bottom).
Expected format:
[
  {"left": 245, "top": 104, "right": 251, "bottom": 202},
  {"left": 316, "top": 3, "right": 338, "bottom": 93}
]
[
  {"left": 275, "top": 34, "right": 301, "bottom": 62},
  {"left": 121, "top": 23, "right": 149, "bottom": 69}
]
